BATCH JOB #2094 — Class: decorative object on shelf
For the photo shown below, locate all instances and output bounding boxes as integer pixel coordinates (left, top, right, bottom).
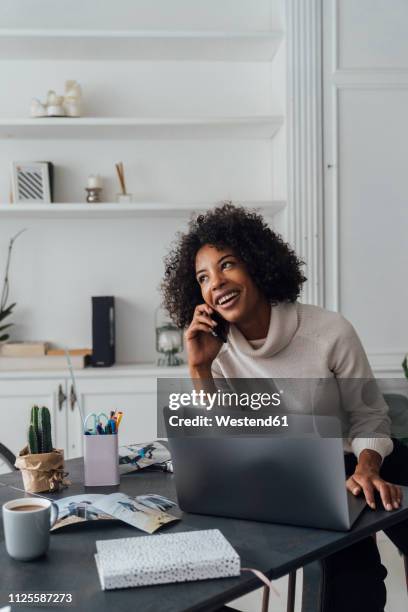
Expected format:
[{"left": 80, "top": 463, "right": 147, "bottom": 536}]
[
  {"left": 47, "top": 347, "right": 91, "bottom": 357},
  {"left": 86, "top": 174, "right": 103, "bottom": 203},
  {"left": 85, "top": 187, "right": 102, "bottom": 203},
  {"left": 63, "top": 80, "right": 82, "bottom": 117},
  {"left": 115, "top": 161, "right": 132, "bottom": 203},
  {"left": 0, "top": 354, "right": 86, "bottom": 371},
  {"left": 155, "top": 306, "right": 183, "bottom": 366},
  {"left": 29, "top": 81, "right": 82, "bottom": 118},
  {"left": 0, "top": 228, "right": 27, "bottom": 343},
  {"left": 11, "top": 161, "right": 52, "bottom": 203},
  {"left": 0, "top": 341, "right": 48, "bottom": 357},
  {"left": 46, "top": 90, "right": 65, "bottom": 117},
  {"left": 91, "top": 296, "right": 115, "bottom": 367},
  {"left": 30, "top": 98, "right": 47, "bottom": 118},
  {"left": 14, "top": 405, "right": 70, "bottom": 493}
]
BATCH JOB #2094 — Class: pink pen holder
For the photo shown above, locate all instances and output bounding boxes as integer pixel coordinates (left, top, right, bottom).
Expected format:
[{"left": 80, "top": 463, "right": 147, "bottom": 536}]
[{"left": 83, "top": 434, "right": 120, "bottom": 487}]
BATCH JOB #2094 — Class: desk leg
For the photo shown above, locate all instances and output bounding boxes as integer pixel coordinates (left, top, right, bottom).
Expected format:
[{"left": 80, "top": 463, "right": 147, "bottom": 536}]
[
  {"left": 261, "top": 585, "right": 270, "bottom": 612},
  {"left": 287, "top": 571, "right": 297, "bottom": 612}
]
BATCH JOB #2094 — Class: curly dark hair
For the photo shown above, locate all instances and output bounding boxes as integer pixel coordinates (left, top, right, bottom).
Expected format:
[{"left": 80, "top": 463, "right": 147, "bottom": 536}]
[{"left": 161, "top": 204, "right": 306, "bottom": 328}]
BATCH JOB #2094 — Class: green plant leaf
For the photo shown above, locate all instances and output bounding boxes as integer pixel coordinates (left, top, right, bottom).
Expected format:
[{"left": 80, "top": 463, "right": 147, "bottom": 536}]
[
  {"left": 0, "top": 302, "right": 16, "bottom": 321},
  {"left": 0, "top": 323, "right": 13, "bottom": 333},
  {"left": 403, "top": 356, "right": 408, "bottom": 380},
  {"left": 0, "top": 334, "right": 10, "bottom": 342}
]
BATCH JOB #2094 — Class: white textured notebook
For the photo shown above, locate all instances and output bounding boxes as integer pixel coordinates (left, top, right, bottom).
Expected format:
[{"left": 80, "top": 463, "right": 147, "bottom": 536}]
[{"left": 95, "top": 529, "right": 241, "bottom": 590}]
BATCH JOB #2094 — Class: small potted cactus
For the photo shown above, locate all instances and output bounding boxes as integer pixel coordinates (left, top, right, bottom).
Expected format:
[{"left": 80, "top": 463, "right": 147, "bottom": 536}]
[{"left": 15, "top": 405, "right": 69, "bottom": 493}]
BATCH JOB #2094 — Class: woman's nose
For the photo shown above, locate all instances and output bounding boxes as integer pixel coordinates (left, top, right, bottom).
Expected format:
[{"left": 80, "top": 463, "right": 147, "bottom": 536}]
[{"left": 210, "top": 270, "right": 226, "bottom": 290}]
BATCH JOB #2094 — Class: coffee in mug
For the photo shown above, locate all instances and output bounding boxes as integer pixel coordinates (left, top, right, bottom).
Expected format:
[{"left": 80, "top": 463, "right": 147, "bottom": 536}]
[
  {"left": 10, "top": 505, "right": 44, "bottom": 512},
  {"left": 2, "top": 498, "right": 58, "bottom": 561}
]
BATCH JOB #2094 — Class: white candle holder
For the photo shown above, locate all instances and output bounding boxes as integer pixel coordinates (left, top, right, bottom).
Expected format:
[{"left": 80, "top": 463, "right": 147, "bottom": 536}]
[
  {"left": 85, "top": 187, "right": 102, "bottom": 203},
  {"left": 155, "top": 307, "right": 183, "bottom": 366}
]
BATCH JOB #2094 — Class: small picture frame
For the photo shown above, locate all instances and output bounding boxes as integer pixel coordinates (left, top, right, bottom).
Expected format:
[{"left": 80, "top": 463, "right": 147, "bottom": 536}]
[{"left": 11, "top": 161, "right": 52, "bottom": 204}]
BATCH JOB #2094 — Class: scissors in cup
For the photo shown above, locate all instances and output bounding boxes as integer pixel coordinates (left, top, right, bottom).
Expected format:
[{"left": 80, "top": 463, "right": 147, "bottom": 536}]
[{"left": 84, "top": 412, "right": 109, "bottom": 435}]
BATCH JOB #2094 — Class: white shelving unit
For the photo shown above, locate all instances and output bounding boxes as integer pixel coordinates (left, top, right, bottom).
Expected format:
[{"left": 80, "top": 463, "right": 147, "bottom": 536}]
[
  {"left": 0, "top": 201, "right": 286, "bottom": 219},
  {"left": 0, "top": 29, "right": 283, "bottom": 61},
  {"left": 0, "top": 8, "right": 287, "bottom": 366},
  {"left": 0, "top": 362, "right": 190, "bottom": 379},
  {"left": 0, "top": 116, "right": 284, "bottom": 140}
]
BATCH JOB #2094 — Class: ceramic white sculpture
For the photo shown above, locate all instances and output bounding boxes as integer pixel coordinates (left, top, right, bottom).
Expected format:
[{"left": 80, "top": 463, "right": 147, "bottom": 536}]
[
  {"left": 46, "top": 90, "right": 65, "bottom": 116},
  {"left": 29, "top": 82, "right": 82, "bottom": 118},
  {"left": 64, "top": 80, "right": 82, "bottom": 117},
  {"left": 30, "top": 98, "right": 47, "bottom": 118}
]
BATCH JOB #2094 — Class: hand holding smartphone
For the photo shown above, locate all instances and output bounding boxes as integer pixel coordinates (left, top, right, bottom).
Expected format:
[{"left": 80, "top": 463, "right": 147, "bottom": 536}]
[
  {"left": 208, "top": 310, "right": 228, "bottom": 343},
  {"left": 184, "top": 304, "right": 228, "bottom": 372}
]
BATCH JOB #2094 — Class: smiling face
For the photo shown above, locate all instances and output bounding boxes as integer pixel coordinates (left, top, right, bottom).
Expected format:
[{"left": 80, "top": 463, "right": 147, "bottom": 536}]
[{"left": 195, "top": 244, "right": 268, "bottom": 326}]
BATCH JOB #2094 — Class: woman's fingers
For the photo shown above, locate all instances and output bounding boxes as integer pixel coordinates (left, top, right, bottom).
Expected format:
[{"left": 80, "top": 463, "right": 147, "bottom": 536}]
[
  {"left": 369, "top": 479, "right": 401, "bottom": 511},
  {"left": 374, "top": 478, "right": 393, "bottom": 511},
  {"left": 194, "top": 314, "right": 217, "bottom": 328},
  {"left": 349, "top": 473, "right": 403, "bottom": 512},
  {"left": 397, "top": 485, "right": 403, "bottom": 505},
  {"left": 348, "top": 462, "right": 403, "bottom": 512},
  {"left": 346, "top": 476, "right": 361, "bottom": 496},
  {"left": 388, "top": 483, "right": 402, "bottom": 509},
  {"left": 195, "top": 304, "right": 213, "bottom": 318},
  {"left": 185, "top": 305, "right": 217, "bottom": 340},
  {"left": 355, "top": 477, "right": 376, "bottom": 509},
  {"left": 372, "top": 479, "right": 403, "bottom": 511},
  {"left": 185, "top": 322, "right": 214, "bottom": 339},
  {"left": 185, "top": 315, "right": 216, "bottom": 340}
]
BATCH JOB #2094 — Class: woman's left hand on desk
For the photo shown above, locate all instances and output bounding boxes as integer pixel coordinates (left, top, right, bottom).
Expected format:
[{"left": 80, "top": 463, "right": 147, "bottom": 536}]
[{"left": 346, "top": 449, "right": 403, "bottom": 512}]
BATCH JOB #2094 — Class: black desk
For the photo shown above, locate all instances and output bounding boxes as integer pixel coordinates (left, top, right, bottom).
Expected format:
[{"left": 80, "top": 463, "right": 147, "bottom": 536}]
[{"left": 1, "top": 458, "right": 408, "bottom": 612}]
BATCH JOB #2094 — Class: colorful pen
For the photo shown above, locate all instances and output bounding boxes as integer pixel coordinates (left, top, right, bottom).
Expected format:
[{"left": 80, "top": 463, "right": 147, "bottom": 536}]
[{"left": 115, "top": 411, "right": 124, "bottom": 430}]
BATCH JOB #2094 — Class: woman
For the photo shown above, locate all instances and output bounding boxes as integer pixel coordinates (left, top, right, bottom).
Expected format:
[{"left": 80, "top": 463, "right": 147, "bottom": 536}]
[{"left": 162, "top": 203, "right": 407, "bottom": 612}]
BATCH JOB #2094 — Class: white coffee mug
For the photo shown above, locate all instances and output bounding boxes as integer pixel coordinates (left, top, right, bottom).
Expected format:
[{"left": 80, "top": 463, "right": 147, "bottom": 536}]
[{"left": 2, "top": 498, "right": 58, "bottom": 561}]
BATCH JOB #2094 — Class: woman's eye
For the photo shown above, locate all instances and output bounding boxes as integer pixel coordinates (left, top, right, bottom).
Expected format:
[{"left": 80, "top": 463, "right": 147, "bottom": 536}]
[
  {"left": 197, "top": 275, "right": 207, "bottom": 284},
  {"left": 222, "top": 261, "right": 234, "bottom": 269}
]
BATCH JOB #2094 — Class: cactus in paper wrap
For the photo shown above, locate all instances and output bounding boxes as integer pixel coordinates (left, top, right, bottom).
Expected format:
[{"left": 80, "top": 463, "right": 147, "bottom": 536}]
[
  {"left": 19, "top": 404, "right": 67, "bottom": 494},
  {"left": 28, "top": 423, "right": 39, "bottom": 454},
  {"left": 39, "top": 406, "right": 53, "bottom": 453},
  {"left": 27, "top": 405, "right": 53, "bottom": 454},
  {"left": 31, "top": 405, "right": 39, "bottom": 430}
]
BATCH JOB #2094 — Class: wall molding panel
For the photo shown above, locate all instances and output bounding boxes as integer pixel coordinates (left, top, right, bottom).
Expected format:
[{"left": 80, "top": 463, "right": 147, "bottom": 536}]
[
  {"left": 334, "top": 69, "right": 408, "bottom": 89},
  {"left": 286, "top": 0, "right": 324, "bottom": 306},
  {"left": 324, "top": 0, "right": 408, "bottom": 376},
  {"left": 368, "top": 352, "right": 406, "bottom": 378}
]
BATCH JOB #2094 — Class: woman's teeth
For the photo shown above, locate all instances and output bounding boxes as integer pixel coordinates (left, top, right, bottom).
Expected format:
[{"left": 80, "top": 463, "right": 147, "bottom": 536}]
[{"left": 218, "top": 291, "right": 239, "bottom": 306}]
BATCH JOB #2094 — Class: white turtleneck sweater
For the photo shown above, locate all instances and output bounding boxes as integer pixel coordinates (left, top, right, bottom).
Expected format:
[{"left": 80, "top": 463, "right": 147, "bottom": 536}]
[{"left": 211, "top": 302, "right": 393, "bottom": 460}]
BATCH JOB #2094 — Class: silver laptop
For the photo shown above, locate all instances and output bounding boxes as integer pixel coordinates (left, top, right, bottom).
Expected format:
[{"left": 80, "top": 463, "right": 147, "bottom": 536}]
[{"left": 166, "top": 412, "right": 366, "bottom": 531}]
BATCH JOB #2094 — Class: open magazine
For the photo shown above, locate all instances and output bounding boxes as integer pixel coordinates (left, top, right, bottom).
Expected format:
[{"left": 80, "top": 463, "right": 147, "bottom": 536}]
[
  {"left": 118, "top": 441, "right": 171, "bottom": 474},
  {"left": 51, "top": 493, "right": 178, "bottom": 534}
]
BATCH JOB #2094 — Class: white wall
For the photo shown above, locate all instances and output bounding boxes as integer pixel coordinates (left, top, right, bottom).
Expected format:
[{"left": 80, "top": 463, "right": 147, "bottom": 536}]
[
  {"left": 1, "top": 0, "right": 281, "bottom": 31},
  {"left": 323, "top": 0, "right": 408, "bottom": 377},
  {"left": 0, "top": 1, "right": 287, "bottom": 363}
]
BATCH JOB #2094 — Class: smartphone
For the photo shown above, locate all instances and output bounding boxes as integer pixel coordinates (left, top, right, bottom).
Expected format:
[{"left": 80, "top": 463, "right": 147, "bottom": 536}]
[{"left": 210, "top": 310, "right": 228, "bottom": 343}]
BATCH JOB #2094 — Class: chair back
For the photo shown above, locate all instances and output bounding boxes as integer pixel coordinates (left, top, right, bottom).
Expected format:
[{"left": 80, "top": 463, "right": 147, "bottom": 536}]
[
  {"left": 0, "top": 442, "right": 17, "bottom": 472},
  {"left": 384, "top": 393, "right": 408, "bottom": 446}
]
